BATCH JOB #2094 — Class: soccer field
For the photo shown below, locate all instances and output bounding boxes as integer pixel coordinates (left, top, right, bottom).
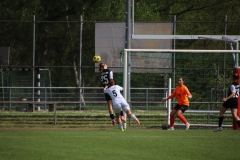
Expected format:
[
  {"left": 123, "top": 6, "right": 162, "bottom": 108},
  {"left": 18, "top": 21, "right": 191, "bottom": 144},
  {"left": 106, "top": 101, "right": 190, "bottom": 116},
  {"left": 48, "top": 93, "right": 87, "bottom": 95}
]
[{"left": 0, "top": 128, "right": 239, "bottom": 160}]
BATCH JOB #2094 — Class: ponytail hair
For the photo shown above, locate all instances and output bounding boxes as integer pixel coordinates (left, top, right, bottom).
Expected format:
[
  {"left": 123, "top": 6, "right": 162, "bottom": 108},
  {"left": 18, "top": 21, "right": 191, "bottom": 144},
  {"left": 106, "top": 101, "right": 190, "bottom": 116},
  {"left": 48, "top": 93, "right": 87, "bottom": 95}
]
[{"left": 99, "top": 63, "right": 105, "bottom": 73}]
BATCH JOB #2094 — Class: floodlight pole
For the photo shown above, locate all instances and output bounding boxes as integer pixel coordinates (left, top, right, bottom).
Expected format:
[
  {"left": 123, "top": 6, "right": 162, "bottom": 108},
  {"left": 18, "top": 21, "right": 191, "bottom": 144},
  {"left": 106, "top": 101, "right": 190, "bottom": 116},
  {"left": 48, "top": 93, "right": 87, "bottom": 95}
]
[{"left": 33, "top": 15, "right": 35, "bottom": 107}]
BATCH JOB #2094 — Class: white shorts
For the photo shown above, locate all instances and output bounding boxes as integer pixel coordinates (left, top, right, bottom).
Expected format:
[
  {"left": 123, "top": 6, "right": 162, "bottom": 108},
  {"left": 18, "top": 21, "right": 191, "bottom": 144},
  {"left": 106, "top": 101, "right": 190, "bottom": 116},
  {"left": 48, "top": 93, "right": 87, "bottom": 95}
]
[{"left": 113, "top": 101, "right": 130, "bottom": 113}]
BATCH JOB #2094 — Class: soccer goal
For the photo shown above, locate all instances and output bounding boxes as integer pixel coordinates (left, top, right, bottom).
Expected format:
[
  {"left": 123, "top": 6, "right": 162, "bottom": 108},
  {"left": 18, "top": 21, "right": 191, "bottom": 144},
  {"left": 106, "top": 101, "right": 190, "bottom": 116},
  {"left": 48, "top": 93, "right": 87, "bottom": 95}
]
[{"left": 122, "top": 49, "right": 240, "bottom": 129}]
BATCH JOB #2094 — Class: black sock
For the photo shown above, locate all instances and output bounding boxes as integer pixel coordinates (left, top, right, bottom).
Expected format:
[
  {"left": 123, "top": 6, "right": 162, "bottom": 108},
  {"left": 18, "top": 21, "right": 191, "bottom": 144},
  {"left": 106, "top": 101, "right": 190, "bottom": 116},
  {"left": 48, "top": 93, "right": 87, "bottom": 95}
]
[
  {"left": 237, "top": 120, "right": 240, "bottom": 128},
  {"left": 219, "top": 116, "right": 224, "bottom": 127},
  {"left": 120, "top": 111, "right": 124, "bottom": 116},
  {"left": 110, "top": 114, "right": 114, "bottom": 120}
]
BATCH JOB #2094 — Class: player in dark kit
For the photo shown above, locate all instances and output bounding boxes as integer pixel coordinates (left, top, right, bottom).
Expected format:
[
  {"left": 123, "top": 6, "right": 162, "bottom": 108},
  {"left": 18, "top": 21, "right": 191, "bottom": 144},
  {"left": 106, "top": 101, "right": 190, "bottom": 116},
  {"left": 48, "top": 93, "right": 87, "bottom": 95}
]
[
  {"left": 99, "top": 63, "right": 125, "bottom": 125},
  {"left": 214, "top": 73, "right": 240, "bottom": 132}
]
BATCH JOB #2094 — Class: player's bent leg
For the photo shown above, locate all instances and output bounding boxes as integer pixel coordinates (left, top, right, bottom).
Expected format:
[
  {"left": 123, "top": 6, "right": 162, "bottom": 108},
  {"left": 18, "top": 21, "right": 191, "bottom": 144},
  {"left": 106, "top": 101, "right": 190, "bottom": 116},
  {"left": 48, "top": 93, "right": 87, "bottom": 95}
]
[
  {"left": 176, "top": 109, "right": 190, "bottom": 130},
  {"left": 231, "top": 108, "right": 239, "bottom": 121},
  {"left": 125, "top": 110, "right": 140, "bottom": 125},
  {"left": 107, "top": 100, "right": 114, "bottom": 114},
  {"left": 177, "top": 114, "right": 187, "bottom": 124},
  {"left": 107, "top": 100, "right": 116, "bottom": 124},
  {"left": 230, "top": 108, "right": 240, "bottom": 133}
]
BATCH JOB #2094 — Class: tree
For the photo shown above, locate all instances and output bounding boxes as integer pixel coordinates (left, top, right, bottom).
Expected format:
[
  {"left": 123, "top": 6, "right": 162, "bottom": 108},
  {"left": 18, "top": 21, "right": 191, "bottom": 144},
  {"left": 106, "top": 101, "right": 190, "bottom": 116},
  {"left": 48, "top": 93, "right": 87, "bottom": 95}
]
[{"left": 0, "top": 0, "right": 240, "bottom": 90}]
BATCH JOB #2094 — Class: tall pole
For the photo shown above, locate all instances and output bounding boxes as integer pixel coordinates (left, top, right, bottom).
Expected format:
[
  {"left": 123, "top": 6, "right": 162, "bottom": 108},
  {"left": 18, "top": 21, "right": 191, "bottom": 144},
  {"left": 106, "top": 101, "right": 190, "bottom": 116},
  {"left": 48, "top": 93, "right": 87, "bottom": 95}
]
[
  {"left": 33, "top": 15, "right": 35, "bottom": 104},
  {"left": 126, "top": 0, "right": 131, "bottom": 102},
  {"left": 132, "top": 0, "right": 134, "bottom": 35},
  {"left": 124, "top": 0, "right": 131, "bottom": 129},
  {"left": 224, "top": 15, "right": 227, "bottom": 87},
  {"left": 79, "top": 15, "right": 83, "bottom": 110},
  {"left": 172, "top": 15, "right": 176, "bottom": 111},
  {"left": 172, "top": 15, "right": 176, "bottom": 90}
]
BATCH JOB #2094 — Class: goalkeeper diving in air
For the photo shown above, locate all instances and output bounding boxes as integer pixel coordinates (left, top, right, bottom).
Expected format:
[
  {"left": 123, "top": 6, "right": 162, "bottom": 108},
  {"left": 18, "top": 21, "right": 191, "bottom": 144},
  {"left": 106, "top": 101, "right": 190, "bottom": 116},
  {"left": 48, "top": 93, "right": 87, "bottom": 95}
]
[{"left": 162, "top": 77, "right": 192, "bottom": 130}]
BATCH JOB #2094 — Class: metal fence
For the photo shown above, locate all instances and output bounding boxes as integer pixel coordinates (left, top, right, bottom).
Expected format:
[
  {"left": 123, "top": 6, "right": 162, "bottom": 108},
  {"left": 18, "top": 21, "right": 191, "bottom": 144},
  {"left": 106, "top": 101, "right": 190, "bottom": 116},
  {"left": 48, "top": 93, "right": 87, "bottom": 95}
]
[{"left": 0, "top": 87, "right": 166, "bottom": 110}]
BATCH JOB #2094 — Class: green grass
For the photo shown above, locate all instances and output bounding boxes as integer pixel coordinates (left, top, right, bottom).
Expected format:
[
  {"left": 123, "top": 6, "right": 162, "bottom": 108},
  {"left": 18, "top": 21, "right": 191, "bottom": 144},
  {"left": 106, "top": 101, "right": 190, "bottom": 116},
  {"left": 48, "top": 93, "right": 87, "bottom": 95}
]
[{"left": 0, "top": 128, "right": 239, "bottom": 160}]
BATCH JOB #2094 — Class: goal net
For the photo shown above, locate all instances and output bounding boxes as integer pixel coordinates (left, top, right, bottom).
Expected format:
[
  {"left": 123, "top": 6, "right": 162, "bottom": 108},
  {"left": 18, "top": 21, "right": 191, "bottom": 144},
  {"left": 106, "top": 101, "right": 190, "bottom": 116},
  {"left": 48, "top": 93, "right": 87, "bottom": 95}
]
[{"left": 122, "top": 49, "right": 240, "bottom": 129}]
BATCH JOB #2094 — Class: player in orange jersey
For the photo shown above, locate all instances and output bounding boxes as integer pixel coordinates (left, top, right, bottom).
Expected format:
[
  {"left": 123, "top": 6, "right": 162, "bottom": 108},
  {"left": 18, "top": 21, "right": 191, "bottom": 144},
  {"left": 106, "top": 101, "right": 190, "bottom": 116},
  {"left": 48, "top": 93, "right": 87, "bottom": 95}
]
[{"left": 162, "top": 77, "right": 192, "bottom": 130}]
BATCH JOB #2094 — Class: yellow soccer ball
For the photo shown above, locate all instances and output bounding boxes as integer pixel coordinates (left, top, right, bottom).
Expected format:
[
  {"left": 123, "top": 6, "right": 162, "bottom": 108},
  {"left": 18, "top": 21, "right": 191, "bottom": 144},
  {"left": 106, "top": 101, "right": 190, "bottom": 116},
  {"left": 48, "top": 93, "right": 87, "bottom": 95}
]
[{"left": 93, "top": 55, "right": 101, "bottom": 63}]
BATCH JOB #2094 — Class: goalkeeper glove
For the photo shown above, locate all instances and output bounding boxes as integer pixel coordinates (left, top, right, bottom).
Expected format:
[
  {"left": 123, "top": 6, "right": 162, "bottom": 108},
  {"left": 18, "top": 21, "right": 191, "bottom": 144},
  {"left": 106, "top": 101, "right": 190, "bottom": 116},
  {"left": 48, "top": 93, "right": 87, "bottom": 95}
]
[{"left": 162, "top": 98, "right": 168, "bottom": 102}]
